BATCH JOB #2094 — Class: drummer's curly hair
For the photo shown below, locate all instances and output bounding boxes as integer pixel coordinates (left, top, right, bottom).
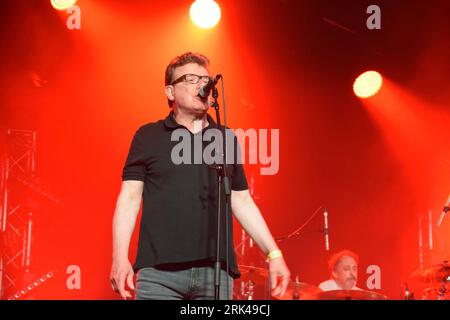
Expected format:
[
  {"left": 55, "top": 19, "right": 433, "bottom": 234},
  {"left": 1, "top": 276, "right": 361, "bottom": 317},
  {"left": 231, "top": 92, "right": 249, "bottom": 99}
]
[{"left": 328, "top": 250, "right": 359, "bottom": 275}]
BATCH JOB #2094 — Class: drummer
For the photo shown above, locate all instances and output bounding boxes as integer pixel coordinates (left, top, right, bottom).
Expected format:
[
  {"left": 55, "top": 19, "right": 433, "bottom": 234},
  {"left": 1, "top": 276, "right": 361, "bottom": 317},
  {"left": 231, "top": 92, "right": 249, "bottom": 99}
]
[{"left": 319, "top": 250, "right": 362, "bottom": 291}]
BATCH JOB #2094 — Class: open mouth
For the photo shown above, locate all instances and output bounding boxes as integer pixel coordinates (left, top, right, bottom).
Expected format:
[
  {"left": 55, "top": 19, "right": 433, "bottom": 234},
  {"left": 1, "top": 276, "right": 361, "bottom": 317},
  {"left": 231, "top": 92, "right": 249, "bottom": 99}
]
[
  {"left": 195, "top": 96, "right": 208, "bottom": 103},
  {"left": 196, "top": 94, "right": 207, "bottom": 101}
]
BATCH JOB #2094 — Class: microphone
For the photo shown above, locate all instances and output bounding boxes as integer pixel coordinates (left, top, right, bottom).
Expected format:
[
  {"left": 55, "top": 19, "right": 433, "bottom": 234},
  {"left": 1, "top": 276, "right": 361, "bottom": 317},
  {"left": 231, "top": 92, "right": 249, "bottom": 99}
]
[
  {"left": 198, "top": 74, "right": 221, "bottom": 99},
  {"left": 241, "top": 229, "right": 246, "bottom": 257},
  {"left": 324, "top": 208, "right": 330, "bottom": 251},
  {"left": 437, "top": 195, "right": 450, "bottom": 227},
  {"left": 428, "top": 210, "right": 433, "bottom": 250}
]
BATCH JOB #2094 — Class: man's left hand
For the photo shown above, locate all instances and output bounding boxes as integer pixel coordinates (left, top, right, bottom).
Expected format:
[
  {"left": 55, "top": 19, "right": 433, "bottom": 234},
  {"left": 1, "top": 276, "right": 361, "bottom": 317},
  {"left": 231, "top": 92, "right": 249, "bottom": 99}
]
[{"left": 269, "top": 257, "right": 291, "bottom": 297}]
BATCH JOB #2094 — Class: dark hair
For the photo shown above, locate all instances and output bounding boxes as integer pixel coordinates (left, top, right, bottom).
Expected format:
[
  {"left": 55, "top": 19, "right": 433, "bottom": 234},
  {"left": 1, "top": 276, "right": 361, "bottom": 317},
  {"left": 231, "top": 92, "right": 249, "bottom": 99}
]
[
  {"left": 165, "top": 52, "right": 210, "bottom": 107},
  {"left": 328, "top": 250, "right": 359, "bottom": 275}
]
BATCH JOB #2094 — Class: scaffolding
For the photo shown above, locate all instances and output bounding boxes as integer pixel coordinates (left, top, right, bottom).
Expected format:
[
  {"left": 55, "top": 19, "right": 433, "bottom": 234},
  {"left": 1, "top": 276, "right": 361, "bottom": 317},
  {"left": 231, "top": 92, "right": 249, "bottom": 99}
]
[{"left": 0, "top": 129, "right": 37, "bottom": 299}]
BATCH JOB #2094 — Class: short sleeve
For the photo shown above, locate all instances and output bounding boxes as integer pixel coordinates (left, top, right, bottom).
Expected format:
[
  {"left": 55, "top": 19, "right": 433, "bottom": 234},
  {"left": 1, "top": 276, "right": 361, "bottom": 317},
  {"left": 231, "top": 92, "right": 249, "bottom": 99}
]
[
  {"left": 122, "top": 129, "right": 147, "bottom": 181},
  {"left": 231, "top": 163, "right": 248, "bottom": 191},
  {"left": 230, "top": 133, "right": 248, "bottom": 191}
]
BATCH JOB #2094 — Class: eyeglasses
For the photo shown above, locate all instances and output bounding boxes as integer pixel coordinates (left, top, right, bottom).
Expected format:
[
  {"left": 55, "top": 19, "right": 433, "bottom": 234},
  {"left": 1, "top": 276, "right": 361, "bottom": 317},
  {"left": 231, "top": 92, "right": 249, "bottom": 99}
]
[{"left": 170, "top": 73, "right": 211, "bottom": 85}]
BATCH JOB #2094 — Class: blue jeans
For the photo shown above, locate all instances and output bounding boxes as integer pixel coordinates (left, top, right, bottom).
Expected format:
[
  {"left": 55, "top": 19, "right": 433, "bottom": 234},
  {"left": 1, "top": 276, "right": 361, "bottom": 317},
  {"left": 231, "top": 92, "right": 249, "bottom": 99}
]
[{"left": 135, "top": 266, "right": 233, "bottom": 300}]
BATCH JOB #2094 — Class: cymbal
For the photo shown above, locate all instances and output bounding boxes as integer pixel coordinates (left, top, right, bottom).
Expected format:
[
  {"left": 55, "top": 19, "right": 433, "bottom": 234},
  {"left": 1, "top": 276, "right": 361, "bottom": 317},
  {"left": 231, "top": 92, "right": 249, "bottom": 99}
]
[
  {"left": 410, "top": 261, "right": 450, "bottom": 283},
  {"left": 274, "top": 279, "right": 322, "bottom": 300},
  {"left": 309, "top": 289, "right": 388, "bottom": 300},
  {"left": 238, "top": 265, "right": 268, "bottom": 278}
]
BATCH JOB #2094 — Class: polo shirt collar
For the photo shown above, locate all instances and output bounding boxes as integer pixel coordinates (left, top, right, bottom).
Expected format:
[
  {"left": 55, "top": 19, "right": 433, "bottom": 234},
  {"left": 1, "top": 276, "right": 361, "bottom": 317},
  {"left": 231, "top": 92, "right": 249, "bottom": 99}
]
[{"left": 164, "top": 110, "right": 218, "bottom": 130}]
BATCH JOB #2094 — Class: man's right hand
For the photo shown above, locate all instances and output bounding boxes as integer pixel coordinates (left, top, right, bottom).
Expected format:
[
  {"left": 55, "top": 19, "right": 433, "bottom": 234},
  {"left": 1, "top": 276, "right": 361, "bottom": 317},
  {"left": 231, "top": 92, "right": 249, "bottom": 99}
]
[{"left": 110, "top": 259, "right": 135, "bottom": 299}]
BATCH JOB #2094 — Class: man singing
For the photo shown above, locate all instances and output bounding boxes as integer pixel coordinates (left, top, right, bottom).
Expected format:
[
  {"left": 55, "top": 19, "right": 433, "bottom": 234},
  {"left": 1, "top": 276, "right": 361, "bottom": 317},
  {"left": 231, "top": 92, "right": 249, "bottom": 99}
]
[{"left": 110, "top": 52, "right": 290, "bottom": 300}]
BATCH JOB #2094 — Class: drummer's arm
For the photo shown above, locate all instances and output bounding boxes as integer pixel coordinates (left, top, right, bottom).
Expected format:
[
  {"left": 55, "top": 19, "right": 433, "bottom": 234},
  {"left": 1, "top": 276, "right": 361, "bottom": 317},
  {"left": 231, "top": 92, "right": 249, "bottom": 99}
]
[{"left": 231, "top": 189, "right": 291, "bottom": 296}]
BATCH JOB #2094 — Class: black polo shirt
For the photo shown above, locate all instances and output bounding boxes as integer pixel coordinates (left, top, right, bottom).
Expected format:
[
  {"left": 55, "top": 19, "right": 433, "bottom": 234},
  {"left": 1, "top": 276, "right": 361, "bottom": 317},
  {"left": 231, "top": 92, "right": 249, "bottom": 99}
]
[{"left": 122, "top": 111, "right": 248, "bottom": 278}]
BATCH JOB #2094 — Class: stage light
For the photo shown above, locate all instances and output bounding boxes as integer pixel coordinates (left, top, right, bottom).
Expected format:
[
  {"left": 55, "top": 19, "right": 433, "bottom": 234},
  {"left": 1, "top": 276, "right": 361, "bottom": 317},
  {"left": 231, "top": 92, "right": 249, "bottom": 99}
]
[
  {"left": 50, "top": 0, "right": 77, "bottom": 11},
  {"left": 353, "top": 71, "right": 383, "bottom": 98},
  {"left": 190, "top": 0, "right": 221, "bottom": 29}
]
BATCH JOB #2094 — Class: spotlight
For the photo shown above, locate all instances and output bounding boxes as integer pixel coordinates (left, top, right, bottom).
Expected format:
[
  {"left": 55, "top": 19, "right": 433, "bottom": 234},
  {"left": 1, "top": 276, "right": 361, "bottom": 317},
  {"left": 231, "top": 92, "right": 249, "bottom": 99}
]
[
  {"left": 353, "top": 71, "right": 383, "bottom": 98},
  {"left": 50, "top": 0, "right": 77, "bottom": 11},
  {"left": 190, "top": 0, "right": 221, "bottom": 29}
]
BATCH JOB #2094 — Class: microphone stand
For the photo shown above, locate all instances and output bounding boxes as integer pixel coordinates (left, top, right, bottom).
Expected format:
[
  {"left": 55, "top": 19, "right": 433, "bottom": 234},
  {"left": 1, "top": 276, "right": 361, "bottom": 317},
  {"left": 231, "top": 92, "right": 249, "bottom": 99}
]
[{"left": 208, "top": 75, "right": 231, "bottom": 300}]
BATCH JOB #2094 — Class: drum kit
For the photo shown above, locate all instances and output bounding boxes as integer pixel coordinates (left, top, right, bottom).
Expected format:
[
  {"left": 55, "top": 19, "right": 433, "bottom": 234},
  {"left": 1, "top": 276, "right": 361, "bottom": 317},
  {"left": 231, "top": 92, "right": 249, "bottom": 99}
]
[
  {"left": 407, "top": 261, "right": 450, "bottom": 300},
  {"left": 234, "top": 261, "right": 450, "bottom": 300},
  {"left": 235, "top": 187, "right": 450, "bottom": 300},
  {"left": 235, "top": 265, "right": 388, "bottom": 300}
]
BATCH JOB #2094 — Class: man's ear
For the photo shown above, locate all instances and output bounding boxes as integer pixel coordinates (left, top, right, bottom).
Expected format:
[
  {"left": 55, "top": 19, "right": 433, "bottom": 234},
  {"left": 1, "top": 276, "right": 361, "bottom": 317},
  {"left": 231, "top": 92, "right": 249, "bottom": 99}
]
[
  {"left": 332, "top": 270, "right": 337, "bottom": 279},
  {"left": 165, "top": 85, "right": 175, "bottom": 102}
]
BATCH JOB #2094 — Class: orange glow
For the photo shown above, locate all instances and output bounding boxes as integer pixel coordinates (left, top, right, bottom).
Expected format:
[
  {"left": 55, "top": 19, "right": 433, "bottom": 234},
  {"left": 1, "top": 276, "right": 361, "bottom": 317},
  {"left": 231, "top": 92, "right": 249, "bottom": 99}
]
[
  {"left": 50, "top": 0, "right": 77, "bottom": 11},
  {"left": 6, "top": 0, "right": 448, "bottom": 300},
  {"left": 361, "top": 78, "right": 450, "bottom": 220},
  {"left": 190, "top": 0, "right": 221, "bottom": 29},
  {"left": 353, "top": 71, "right": 383, "bottom": 98}
]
